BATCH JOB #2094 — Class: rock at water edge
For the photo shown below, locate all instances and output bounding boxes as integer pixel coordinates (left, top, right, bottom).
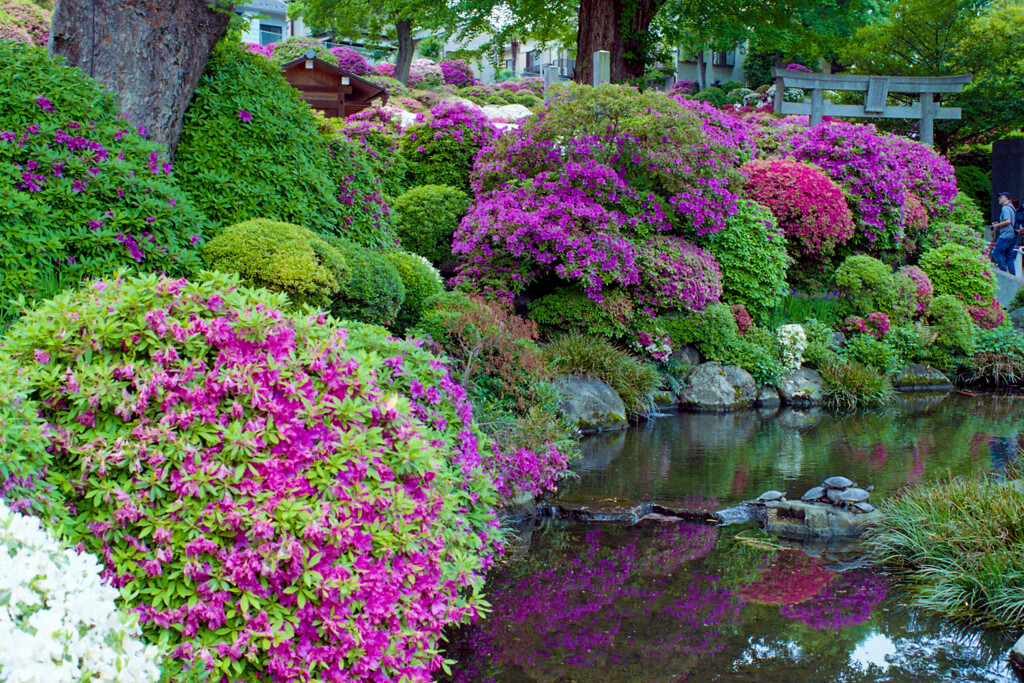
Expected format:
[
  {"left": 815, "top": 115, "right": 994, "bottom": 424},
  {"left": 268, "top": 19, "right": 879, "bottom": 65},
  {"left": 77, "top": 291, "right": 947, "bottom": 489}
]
[
  {"left": 777, "top": 367, "right": 824, "bottom": 406},
  {"left": 891, "top": 364, "right": 953, "bottom": 392},
  {"left": 552, "top": 375, "right": 628, "bottom": 434},
  {"left": 678, "top": 362, "right": 757, "bottom": 411}
]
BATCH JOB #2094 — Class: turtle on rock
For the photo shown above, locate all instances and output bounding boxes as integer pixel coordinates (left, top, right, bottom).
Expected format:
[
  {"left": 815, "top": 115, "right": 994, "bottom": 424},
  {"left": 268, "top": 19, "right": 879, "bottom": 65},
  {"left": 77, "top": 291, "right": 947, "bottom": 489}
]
[
  {"left": 823, "top": 476, "right": 856, "bottom": 490},
  {"left": 755, "top": 490, "right": 786, "bottom": 505},
  {"left": 801, "top": 486, "right": 828, "bottom": 503}
]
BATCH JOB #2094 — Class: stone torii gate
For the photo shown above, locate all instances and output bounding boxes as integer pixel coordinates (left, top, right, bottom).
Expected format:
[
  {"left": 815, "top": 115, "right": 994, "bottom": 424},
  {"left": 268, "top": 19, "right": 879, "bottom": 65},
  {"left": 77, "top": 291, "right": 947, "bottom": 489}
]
[{"left": 771, "top": 68, "right": 972, "bottom": 145}]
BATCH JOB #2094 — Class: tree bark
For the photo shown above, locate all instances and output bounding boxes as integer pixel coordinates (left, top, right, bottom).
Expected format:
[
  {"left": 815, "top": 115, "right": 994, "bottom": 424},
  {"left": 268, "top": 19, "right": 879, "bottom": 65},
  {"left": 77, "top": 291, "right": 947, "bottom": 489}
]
[
  {"left": 394, "top": 19, "right": 414, "bottom": 85},
  {"left": 49, "top": 0, "right": 231, "bottom": 156},
  {"left": 695, "top": 49, "right": 707, "bottom": 90},
  {"left": 575, "top": 0, "right": 664, "bottom": 84},
  {"left": 511, "top": 38, "right": 519, "bottom": 74}
]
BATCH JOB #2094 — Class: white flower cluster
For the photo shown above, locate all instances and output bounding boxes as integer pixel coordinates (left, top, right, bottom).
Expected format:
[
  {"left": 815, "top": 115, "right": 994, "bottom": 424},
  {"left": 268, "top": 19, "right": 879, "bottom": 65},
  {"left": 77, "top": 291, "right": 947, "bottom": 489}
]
[
  {"left": 778, "top": 324, "right": 808, "bottom": 374},
  {"left": 0, "top": 499, "right": 162, "bottom": 683},
  {"left": 409, "top": 252, "right": 445, "bottom": 290}
]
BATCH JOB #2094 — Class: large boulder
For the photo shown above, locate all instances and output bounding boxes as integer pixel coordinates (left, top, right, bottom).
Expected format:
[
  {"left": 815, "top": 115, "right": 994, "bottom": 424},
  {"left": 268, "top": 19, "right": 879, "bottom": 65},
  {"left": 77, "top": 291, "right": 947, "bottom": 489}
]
[
  {"left": 777, "top": 367, "right": 824, "bottom": 406},
  {"left": 481, "top": 103, "right": 535, "bottom": 121},
  {"left": 1009, "top": 306, "right": 1024, "bottom": 332},
  {"left": 552, "top": 375, "right": 627, "bottom": 434},
  {"left": 758, "top": 500, "right": 882, "bottom": 540},
  {"left": 679, "top": 362, "right": 757, "bottom": 411},
  {"left": 757, "top": 385, "right": 781, "bottom": 409},
  {"left": 891, "top": 363, "right": 953, "bottom": 392}
]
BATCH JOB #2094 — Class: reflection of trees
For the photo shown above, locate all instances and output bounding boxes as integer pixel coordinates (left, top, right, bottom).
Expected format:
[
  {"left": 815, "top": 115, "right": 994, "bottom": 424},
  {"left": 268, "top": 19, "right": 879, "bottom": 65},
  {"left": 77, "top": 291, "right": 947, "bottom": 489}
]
[{"left": 451, "top": 523, "right": 745, "bottom": 683}]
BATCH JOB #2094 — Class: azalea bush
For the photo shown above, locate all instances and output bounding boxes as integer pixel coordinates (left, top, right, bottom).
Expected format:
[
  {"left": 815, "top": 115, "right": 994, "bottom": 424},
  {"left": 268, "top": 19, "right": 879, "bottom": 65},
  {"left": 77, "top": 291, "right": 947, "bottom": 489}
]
[
  {"left": 408, "top": 58, "right": 443, "bottom": 87},
  {"left": 0, "top": 271, "right": 504, "bottom": 682},
  {"left": 0, "top": 0, "right": 50, "bottom": 46},
  {"left": 328, "top": 238, "right": 406, "bottom": 327},
  {"left": 177, "top": 43, "right": 394, "bottom": 247},
  {"left": 835, "top": 255, "right": 896, "bottom": 318},
  {"left": 399, "top": 101, "right": 497, "bottom": 194},
  {"left": 336, "top": 106, "right": 409, "bottom": 198},
  {"left": 440, "top": 59, "right": 475, "bottom": 87},
  {"left": 0, "top": 40, "right": 206, "bottom": 324},
  {"left": 529, "top": 287, "right": 636, "bottom": 340},
  {"left": 918, "top": 243, "right": 998, "bottom": 311},
  {"left": 270, "top": 37, "right": 339, "bottom": 67},
  {"left": 0, "top": 499, "right": 163, "bottom": 682},
  {"left": 329, "top": 46, "right": 370, "bottom": 75}
]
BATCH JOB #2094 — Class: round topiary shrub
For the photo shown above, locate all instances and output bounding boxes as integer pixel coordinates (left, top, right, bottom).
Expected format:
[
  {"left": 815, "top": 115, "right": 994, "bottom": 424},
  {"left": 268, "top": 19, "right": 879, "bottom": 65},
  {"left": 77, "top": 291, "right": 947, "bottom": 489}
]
[
  {"left": 270, "top": 36, "right": 339, "bottom": 67},
  {"left": 741, "top": 158, "right": 854, "bottom": 281},
  {"left": 702, "top": 199, "right": 790, "bottom": 319},
  {"left": 399, "top": 101, "right": 497, "bottom": 194},
  {"left": 328, "top": 239, "right": 406, "bottom": 326},
  {"left": 0, "top": 271, "right": 502, "bottom": 682},
  {"left": 929, "top": 294, "right": 976, "bottom": 355},
  {"left": 328, "top": 45, "right": 369, "bottom": 75},
  {"left": 176, "top": 43, "right": 395, "bottom": 247},
  {"left": 0, "top": 0, "right": 50, "bottom": 45},
  {"left": 918, "top": 243, "right": 997, "bottom": 306},
  {"left": 440, "top": 59, "right": 475, "bottom": 87},
  {"left": 897, "top": 265, "right": 933, "bottom": 316},
  {"left": 835, "top": 255, "right": 895, "bottom": 317},
  {"left": 383, "top": 250, "right": 444, "bottom": 331},
  {"left": 692, "top": 87, "right": 726, "bottom": 108},
  {"left": 202, "top": 218, "right": 349, "bottom": 307},
  {"left": 0, "top": 40, "right": 206, "bottom": 324},
  {"left": 392, "top": 184, "right": 470, "bottom": 264}
]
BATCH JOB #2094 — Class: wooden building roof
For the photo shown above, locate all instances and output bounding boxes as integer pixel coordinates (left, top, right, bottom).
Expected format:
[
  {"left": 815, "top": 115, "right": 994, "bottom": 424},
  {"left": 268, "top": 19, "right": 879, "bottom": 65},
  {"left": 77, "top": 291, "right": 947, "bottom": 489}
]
[{"left": 280, "top": 50, "right": 388, "bottom": 119}]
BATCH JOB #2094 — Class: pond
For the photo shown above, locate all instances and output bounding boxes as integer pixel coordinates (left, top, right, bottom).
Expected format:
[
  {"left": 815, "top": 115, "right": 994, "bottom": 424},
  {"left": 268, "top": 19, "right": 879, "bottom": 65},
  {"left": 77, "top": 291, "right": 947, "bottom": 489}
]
[{"left": 444, "top": 393, "right": 1024, "bottom": 682}]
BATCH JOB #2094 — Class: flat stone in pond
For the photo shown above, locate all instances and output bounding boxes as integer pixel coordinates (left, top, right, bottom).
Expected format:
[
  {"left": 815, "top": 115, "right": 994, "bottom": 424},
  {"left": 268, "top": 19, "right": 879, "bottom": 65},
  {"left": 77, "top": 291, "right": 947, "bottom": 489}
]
[
  {"left": 891, "top": 363, "right": 953, "bottom": 392},
  {"left": 553, "top": 375, "right": 627, "bottom": 434},
  {"left": 759, "top": 499, "right": 882, "bottom": 540}
]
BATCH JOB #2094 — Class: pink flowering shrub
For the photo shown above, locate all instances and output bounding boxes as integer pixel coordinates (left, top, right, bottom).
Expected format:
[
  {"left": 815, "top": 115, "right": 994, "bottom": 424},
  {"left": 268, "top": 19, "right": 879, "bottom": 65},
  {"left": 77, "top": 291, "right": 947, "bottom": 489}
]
[
  {"left": 409, "top": 58, "right": 443, "bottom": 87},
  {"left": 399, "top": 100, "right": 497, "bottom": 193},
  {"left": 328, "top": 46, "right": 370, "bottom": 75},
  {"left": 965, "top": 297, "right": 1006, "bottom": 330},
  {"left": 0, "top": 0, "right": 50, "bottom": 46},
  {"left": 886, "top": 135, "right": 958, "bottom": 216},
  {"left": 633, "top": 237, "right": 723, "bottom": 313},
  {"left": 731, "top": 304, "right": 753, "bottom": 335},
  {"left": 440, "top": 59, "right": 476, "bottom": 87},
  {"left": 785, "top": 62, "right": 813, "bottom": 72},
  {"left": 373, "top": 61, "right": 396, "bottom": 78},
  {"left": 841, "top": 312, "right": 891, "bottom": 339},
  {"left": 781, "top": 121, "right": 909, "bottom": 255},
  {"left": 515, "top": 77, "right": 545, "bottom": 96},
  {"left": 741, "top": 159, "right": 854, "bottom": 277},
  {"left": 0, "top": 271, "right": 504, "bottom": 682},
  {"left": 0, "top": 41, "right": 206, "bottom": 324},
  {"left": 337, "top": 106, "right": 409, "bottom": 198},
  {"left": 673, "top": 96, "right": 757, "bottom": 161},
  {"left": 898, "top": 265, "right": 933, "bottom": 314},
  {"left": 243, "top": 42, "right": 274, "bottom": 59},
  {"left": 670, "top": 79, "right": 697, "bottom": 95}
]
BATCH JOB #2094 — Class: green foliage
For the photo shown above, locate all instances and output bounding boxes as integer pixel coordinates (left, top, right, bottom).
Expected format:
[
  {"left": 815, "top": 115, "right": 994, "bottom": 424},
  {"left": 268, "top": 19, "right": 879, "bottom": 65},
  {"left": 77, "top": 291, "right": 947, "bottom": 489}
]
[
  {"left": 327, "top": 239, "right": 406, "bottom": 326},
  {"left": 919, "top": 220, "right": 988, "bottom": 258},
  {"left": 399, "top": 103, "right": 495, "bottom": 195},
  {"left": 383, "top": 250, "right": 444, "bottom": 331},
  {"left": 766, "top": 294, "right": 841, "bottom": 328},
  {"left": 392, "top": 184, "right": 469, "bottom": 264},
  {"left": 969, "top": 325, "right": 1024, "bottom": 385},
  {"left": 202, "top": 219, "right": 349, "bottom": 307},
  {"left": 658, "top": 303, "right": 738, "bottom": 359},
  {"left": 842, "top": 334, "right": 902, "bottom": 374},
  {"left": 544, "top": 334, "right": 661, "bottom": 418},
  {"left": 929, "top": 294, "right": 976, "bottom": 356},
  {"left": 835, "top": 255, "right": 894, "bottom": 317},
  {"left": 801, "top": 318, "right": 840, "bottom": 367},
  {"left": 529, "top": 287, "right": 636, "bottom": 340},
  {"left": 919, "top": 243, "right": 997, "bottom": 304},
  {"left": 819, "top": 360, "right": 896, "bottom": 410},
  {"left": 886, "top": 324, "right": 929, "bottom": 366},
  {"left": 692, "top": 87, "right": 726, "bottom": 107},
  {"left": 719, "top": 326, "right": 785, "bottom": 386},
  {"left": 0, "top": 40, "right": 207, "bottom": 325},
  {"left": 271, "top": 36, "right": 340, "bottom": 66},
  {"left": 418, "top": 36, "right": 444, "bottom": 60},
  {"left": 702, "top": 199, "right": 790, "bottom": 319},
  {"left": 953, "top": 165, "right": 991, "bottom": 217},
  {"left": 871, "top": 474, "right": 1024, "bottom": 627},
  {"left": 1010, "top": 286, "right": 1024, "bottom": 313},
  {"left": 0, "top": 0, "right": 50, "bottom": 46},
  {"left": 177, "top": 42, "right": 395, "bottom": 247}
]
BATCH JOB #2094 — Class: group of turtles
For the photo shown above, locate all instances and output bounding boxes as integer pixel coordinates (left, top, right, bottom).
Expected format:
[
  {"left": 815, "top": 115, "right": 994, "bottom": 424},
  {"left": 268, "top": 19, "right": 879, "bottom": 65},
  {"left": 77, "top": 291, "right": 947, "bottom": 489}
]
[{"left": 755, "top": 476, "right": 876, "bottom": 514}]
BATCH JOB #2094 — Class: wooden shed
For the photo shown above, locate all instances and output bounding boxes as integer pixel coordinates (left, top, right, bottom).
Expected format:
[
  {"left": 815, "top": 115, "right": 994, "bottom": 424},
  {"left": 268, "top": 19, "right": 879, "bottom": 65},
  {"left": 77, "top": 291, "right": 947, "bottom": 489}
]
[{"left": 280, "top": 49, "right": 388, "bottom": 118}]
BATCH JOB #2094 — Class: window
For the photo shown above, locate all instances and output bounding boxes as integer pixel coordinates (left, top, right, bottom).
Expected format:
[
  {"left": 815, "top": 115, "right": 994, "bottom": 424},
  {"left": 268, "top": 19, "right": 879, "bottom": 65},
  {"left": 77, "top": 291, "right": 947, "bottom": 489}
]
[
  {"left": 259, "top": 23, "right": 283, "bottom": 46},
  {"left": 525, "top": 50, "right": 539, "bottom": 74},
  {"left": 712, "top": 50, "right": 736, "bottom": 67},
  {"left": 506, "top": 58, "right": 514, "bottom": 71}
]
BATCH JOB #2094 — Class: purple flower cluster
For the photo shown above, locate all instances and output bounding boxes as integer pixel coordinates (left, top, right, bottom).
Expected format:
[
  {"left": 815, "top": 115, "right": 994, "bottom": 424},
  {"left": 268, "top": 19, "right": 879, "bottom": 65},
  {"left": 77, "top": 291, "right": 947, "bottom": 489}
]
[
  {"left": 898, "top": 265, "right": 934, "bottom": 313},
  {"left": 439, "top": 59, "right": 476, "bottom": 88},
  {"left": 886, "top": 134, "right": 958, "bottom": 215},
  {"left": 841, "top": 312, "right": 891, "bottom": 339},
  {"left": 673, "top": 96, "right": 757, "bottom": 161},
  {"left": 243, "top": 42, "right": 274, "bottom": 59},
  {"left": 329, "top": 46, "right": 370, "bottom": 75},
  {"left": 780, "top": 570, "right": 888, "bottom": 630}
]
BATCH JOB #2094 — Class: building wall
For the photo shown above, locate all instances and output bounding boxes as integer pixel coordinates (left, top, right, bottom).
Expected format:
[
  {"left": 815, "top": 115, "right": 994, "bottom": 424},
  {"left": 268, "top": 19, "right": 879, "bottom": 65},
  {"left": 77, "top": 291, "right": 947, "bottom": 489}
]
[
  {"left": 238, "top": 1, "right": 310, "bottom": 46},
  {"left": 674, "top": 48, "right": 746, "bottom": 87}
]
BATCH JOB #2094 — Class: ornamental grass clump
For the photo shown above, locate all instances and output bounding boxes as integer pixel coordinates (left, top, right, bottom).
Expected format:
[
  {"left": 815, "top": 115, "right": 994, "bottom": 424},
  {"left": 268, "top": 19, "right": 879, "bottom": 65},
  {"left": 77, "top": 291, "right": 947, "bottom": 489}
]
[
  {"left": 0, "top": 499, "right": 163, "bottom": 683},
  {"left": 0, "top": 271, "right": 503, "bottom": 682},
  {"left": 819, "top": 360, "right": 896, "bottom": 410},
  {"left": 177, "top": 43, "right": 394, "bottom": 247},
  {"left": 0, "top": 41, "right": 207, "bottom": 324},
  {"left": 871, "top": 474, "right": 1024, "bottom": 627},
  {"left": 544, "top": 333, "right": 661, "bottom": 418}
]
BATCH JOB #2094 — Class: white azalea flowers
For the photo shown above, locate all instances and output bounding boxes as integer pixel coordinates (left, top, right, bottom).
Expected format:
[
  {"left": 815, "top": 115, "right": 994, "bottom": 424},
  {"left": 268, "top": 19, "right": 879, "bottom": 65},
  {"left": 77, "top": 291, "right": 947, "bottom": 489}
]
[
  {"left": 778, "top": 324, "right": 808, "bottom": 374},
  {"left": 0, "top": 499, "right": 162, "bottom": 682}
]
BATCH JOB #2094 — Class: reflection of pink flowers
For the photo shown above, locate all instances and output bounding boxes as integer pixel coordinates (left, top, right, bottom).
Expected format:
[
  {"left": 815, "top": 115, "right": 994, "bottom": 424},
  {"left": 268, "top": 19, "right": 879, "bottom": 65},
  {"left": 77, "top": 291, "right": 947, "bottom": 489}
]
[
  {"left": 781, "top": 570, "right": 888, "bottom": 630},
  {"left": 740, "top": 550, "right": 834, "bottom": 605}
]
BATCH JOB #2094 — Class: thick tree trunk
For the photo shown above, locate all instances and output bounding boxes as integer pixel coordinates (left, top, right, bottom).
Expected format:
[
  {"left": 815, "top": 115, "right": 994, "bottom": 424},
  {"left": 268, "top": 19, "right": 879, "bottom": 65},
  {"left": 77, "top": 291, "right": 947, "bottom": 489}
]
[
  {"left": 695, "top": 50, "right": 707, "bottom": 90},
  {"left": 394, "top": 19, "right": 414, "bottom": 85},
  {"left": 511, "top": 39, "right": 519, "bottom": 74},
  {"left": 574, "top": 0, "right": 663, "bottom": 84},
  {"left": 49, "top": 0, "right": 231, "bottom": 155}
]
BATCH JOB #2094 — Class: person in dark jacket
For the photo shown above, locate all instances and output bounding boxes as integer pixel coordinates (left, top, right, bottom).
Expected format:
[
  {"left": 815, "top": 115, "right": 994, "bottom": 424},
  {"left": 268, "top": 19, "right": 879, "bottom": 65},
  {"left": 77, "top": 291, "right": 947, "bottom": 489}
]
[{"left": 992, "top": 192, "right": 1018, "bottom": 275}]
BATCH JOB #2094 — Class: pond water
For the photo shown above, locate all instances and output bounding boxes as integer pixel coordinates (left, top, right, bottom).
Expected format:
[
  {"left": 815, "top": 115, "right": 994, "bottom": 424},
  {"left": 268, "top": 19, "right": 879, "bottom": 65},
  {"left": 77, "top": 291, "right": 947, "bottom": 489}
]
[{"left": 444, "top": 393, "right": 1024, "bottom": 682}]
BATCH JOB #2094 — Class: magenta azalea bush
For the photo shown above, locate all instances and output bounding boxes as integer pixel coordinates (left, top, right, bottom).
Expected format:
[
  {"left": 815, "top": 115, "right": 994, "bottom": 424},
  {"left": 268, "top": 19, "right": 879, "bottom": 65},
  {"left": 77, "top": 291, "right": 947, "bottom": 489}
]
[
  {"left": 0, "top": 270, "right": 505, "bottom": 682},
  {"left": 243, "top": 42, "right": 274, "bottom": 59},
  {"left": 328, "top": 46, "right": 370, "bottom": 75},
  {"left": 0, "top": 40, "right": 206, "bottom": 323},
  {"left": 670, "top": 79, "right": 697, "bottom": 96},
  {"left": 886, "top": 135, "right": 958, "bottom": 217},
  {"left": 898, "top": 265, "right": 934, "bottom": 314},
  {"left": 408, "top": 59, "right": 443, "bottom": 88},
  {"left": 439, "top": 59, "right": 475, "bottom": 87},
  {"left": 399, "top": 100, "right": 497, "bottom": 193},
  {"left": 742, "top": 158, "right": 855, "bottom": 267},
  {"left": 0, "top": 0, "right": 51, "bottom": 46},
  {"left": 373, "top": 61, "right": 396, "bottom": 78},
  {"left": 841, "top": 312, "right": 891, "bottom": 339},
  {"left": 673, "top": 96, "right": 757, "bottom": 161}
]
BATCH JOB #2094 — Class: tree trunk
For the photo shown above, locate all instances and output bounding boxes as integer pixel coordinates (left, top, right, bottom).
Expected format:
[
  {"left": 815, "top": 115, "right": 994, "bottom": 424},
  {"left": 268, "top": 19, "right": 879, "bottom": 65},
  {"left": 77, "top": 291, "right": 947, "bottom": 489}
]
[
  {"left": 394, "top": 19, "right": 414, "bottom": 85},
  {"left": 49, "top": 0, "right": 231, "bottom": 156},
  {"left": 695, "top": 49, "right": 707, "bottom": 91},
  {"left": 511, "top": 39, "right": 519, "bottom": 75},
  {"left": 574, "top": 0, "right": 664, "bottom": 84}
]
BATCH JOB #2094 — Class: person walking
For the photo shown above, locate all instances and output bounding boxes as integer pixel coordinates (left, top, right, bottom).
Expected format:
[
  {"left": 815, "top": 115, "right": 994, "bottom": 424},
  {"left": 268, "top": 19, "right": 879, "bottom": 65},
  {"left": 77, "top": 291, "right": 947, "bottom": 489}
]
[{"left": 992, "top": 192, "right": 1018, "bottom": 275}]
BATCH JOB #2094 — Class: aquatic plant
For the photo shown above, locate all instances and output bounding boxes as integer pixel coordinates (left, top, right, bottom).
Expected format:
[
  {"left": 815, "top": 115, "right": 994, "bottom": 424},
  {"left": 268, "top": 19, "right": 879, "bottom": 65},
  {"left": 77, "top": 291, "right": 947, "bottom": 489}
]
[{"left": 819, "top": 360, "right": 896, "bottom": 410}]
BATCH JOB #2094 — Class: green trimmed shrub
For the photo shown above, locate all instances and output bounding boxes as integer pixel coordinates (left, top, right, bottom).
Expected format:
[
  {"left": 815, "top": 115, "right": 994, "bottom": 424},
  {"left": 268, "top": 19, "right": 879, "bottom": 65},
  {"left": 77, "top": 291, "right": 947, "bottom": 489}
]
[
  {"left": 328, "top": 239, "right": 406, "bottom": 326},
  {"left": 1009, "top": 286, "right": 1024, "bottom": 313},
  {"left": 801, "top": 318, "right": 839, "bottom": 367},
  {"left": 719, "top": 326, "right": 785, "bottom": 386},
  {"left": 692, "top": 87, "right": 726, "bottom": 107},
  {"left": 703, "top": 199, "right": 790, "bottom": 319},
  {"left": 657, "top": 303, "right": 738, "bottom": 360},
  {"left": 392, "top": 184, "right": 469, "bottom": 264},
  {"left": 919, "top": 243, "right": 997, "bottom": 305},
  {"left": 544, "top": 334, "right": 661, "bottom": 418},
  {"left": 0, "top": 41, "right": 207, "bottom": 324},
  {"left": 177, "top": 43, "right": 394, "bottom": 247},
  {"left": 835, "top": 255, "right": 895, "bottom": 317},
  {"left": 919, "top": 221, "right": 988, "bottom": 257},
  {"left": 820, "top": 361, "right": 896, "bottom": 410},
  {"left": 842, "top": 334, "right": 902, "bottom": 373},
  {"left": 509, "top": 91, "right": 541, "bottom": 107},
  {"left": 202, "top": 219, "right": 348, "bottom": 307},
  {"left": 368, "top": 75, "right": 410, "bottom": 96},
  {"left": 270, "top": 36, "right": 339, "bottom": 67},
  {"left": 929, "top": 294, "right": 976, "bottom": 356},
  {"left": 529, "top": 287, "right": 636, "bottom": 340},
  {"left": 383, "top": 250, "right": 444, "bottom": 331}
]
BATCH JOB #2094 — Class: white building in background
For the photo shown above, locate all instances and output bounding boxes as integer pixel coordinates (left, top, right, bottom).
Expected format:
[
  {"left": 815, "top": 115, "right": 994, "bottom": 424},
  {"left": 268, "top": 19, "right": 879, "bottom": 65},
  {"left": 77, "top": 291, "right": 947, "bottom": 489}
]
[
  {"left": 675, "top": 47, "right": 747, "bottom": 87},
  {"left": 236, "top": 0, "right": 311, "bottom": 46}
]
